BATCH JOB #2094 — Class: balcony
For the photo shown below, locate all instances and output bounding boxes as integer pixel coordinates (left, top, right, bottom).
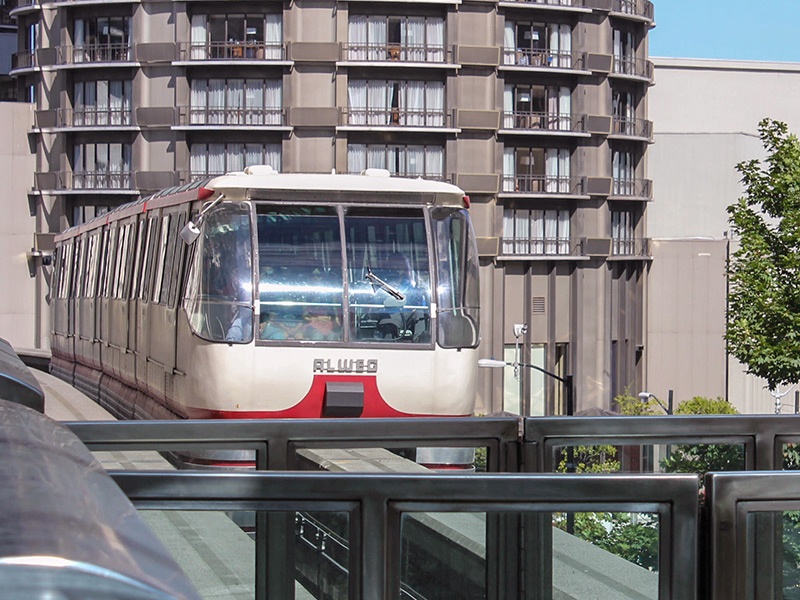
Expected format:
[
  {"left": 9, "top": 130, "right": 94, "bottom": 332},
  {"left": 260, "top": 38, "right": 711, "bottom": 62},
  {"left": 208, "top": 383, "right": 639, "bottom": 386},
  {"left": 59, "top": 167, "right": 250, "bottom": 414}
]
[
  {"left": 35, "top": 107, "right": 135, "bottom": 131},
  {"left": 339, "top": 43, "right": 456, "bottom": 68},
  {"left": 339, "top": 107, "right": 457, "bottom": 132},
  {"left": 347, "top": 170, "right": 453, "bottom": 183},
  {"left": 498, "top": 0, "right": 591, "bottom": 13},
  {"left": 499, "top": 237, "right": 584, "bottom": 260},
  {"left": 10, "top": 0, "right": 41, "bottom": 16},
  {"left": 174, "top": 106, "right": 289, "bottom": 130},
  {"left": 610, "top": 0, "right": 654, "bottom": 22},
  {"left": 35, "top": 171, "right": 137, "bottom": 194},
  {"left": 175, "top": 41, "right": 288, "bottom": 65},
  {"left": 500, "top": 175, "right": 585, "bottom": 197},
  {"left": 610, "top": 116, "right": 652, "bottom": 141},
  {"left": 499, "top": 111, "right": 590, "bottom": 137},
  {"left": 610, "top": 56, "right": 653, "bottom": 82},
  {"left": 610, "top": 236, "right": 651, "bottom": 259},
  {"left": 56, "top": 44, "right": 135, "bottom": 66},
  {"left": 499, "top": 49, "right": 588, "bottom": 73},
  {"left": 610, "top": 177, "right": 652, "bottom": 200},
  {"left": 11, "top": 51, "right": 36, "bottom": 73}
]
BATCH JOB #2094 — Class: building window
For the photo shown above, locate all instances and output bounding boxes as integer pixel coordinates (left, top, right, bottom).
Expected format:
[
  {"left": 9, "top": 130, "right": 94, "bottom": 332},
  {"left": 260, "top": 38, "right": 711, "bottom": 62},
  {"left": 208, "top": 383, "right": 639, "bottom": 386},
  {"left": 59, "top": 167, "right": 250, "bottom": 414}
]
[
  {"left": 502, "top": 208, "right": 570, "bottom": 255},
  {"left": 503, "top": 21, "right": 571, "bottom": 67},
  {"left": 612, "top": 90, "right": 636, "bottom": 135},
  {"left": 503, "top": 147, "right": 571, "bottom": 194},
  {"left": 503, "top": 84, "right": 571, "bottom": 131},
  {"left": 347, "top": 16, "right": 444, "bottom": 62},
  {"left": 190, "top": 142, "right": 281, "bottom": 177},
  {"left": 613, "top": 29, "right": 636, "bottom": 74},
  {"left": 73, "top": 142, "right": 131, "bottom": 189},
  {"left": 74, "top": 80, "right": 132, "bottom": 126},
  {"left": 612, "top": 149, "right": 635, "bottom": 195},
  {"left": 347, "top": 144, "right": 444, "bottom": 180},
  {"left": 189, "top": 79, "right": 282, "bottom": 125},
  {"left": 347, "top": 79, "right": 444, "bottom": 126},
  {"left": 190, "top": 14, "right": 282, "bottom": 59},
  {"left": 611, "top": 210, "right": 634, "bottom": 255},
  {"left": 74, "top": 17, "right": 132, "bottom": 62}
]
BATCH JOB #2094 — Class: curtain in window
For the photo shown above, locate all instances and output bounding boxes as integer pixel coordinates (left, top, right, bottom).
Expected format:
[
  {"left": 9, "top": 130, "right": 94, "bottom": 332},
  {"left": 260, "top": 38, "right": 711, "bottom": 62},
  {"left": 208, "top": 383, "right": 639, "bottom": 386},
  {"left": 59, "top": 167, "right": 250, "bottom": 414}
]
[
  {"left": 264, "top": 80, "right": 281, "bottom": 124},
  {"left": 403, "top": 18, "right": 425, "bottom": 61},
  {"left": 109, "top": 80, "right": 122, "bottom": 125},
  {"left": 368, "top": 17, "right": 387, "bottom": 60},
  {"left": 96, "top": 80, "right": 108, "bottom": 125},
  {"left": 264, "top": 143, "right": 281, "bottom": 171},
  {"left": 227, "top": 79, "right": 244, "bottom": 124},
  {"left": 613, "top": 29, "right": 622, "bottom": 72},
  {"left": 503, "top": 147, "right": 516, "bottom": 192},
  {"left": 74, "top": 19, "right": 85, "bottom": 62},
  {"left": 406, "top": 146, "right": 424, "bottom": 176},
  {"left": 559, "top": 24, "right": 571, "bottom": 67},
  {"left": 544, "top": 210, "right": 557, "bottom": 254},
  {"left": 245, "top": 144, "right": 262, "bottom": 168},
  {"left": 348, "top": 80, "right": 367, "bottom": 125},
  {"left": 426, "top": 18, "right": 444, "bottom": 62},
  {"left": 545, "top": 148, "right": 558, "bottom": 193},
  {"left": 425, "top": 146, "right": 443, "bottom": 178},
  {"left": 191, "top": 15, "right": 207, "bottom": 59},
  {"left": 368, "top": 80, "right": 388, "bottom": 125},
  {"left": 558, "top": 210, "right": 570, "bottom": 253},
  {"left": 349, "top": 16, "right": 367, "bottom": 60},
  {"left": 83, "top": 82, "right": 96, "bottom": 125},
  {"left": 503, "top": 23, "right": 515, "bottom": 65},
  {"left": 502, "top": 209, "right": 515, "bottom": 254},
  {"left": 208, "top": 143, "right": 225, "bottom": 174},
  {"left": 558, "top": 87, "right": 571, "bottom": 131},
  {"left": 95, "top": 143, "right": 109, "bottom": 188},
  {"left": 190, "top": 144, "right": 207, "bottom": 176},
  {"left": 190, "top": 80, "right": 207, "bottom": 124},
  {"left": 209, "top": 79, "right": 225, "bottom": 124},
  {"left": 558, "top": 149, "right": 570, "bottom": 192},
  {"left": 74, "top": 82, "right": 84, "bottom": 126},
  {"left": 245, "top": 79, "right": 264, "bottom": 125},
  {"left": 73, "top": 144, "right": 84, "bottom": 188},
  {"left": 427, "top": 82, "right": 444, "bottom": 126},
  {"left": 503, "top": 86, "right": 514, "bottom": 129},
  {"left": 123, "top": 80, "right": 131, "bottom": 125},
  {"left": 517, "top": 210, "right": 531, "bottom": 254},
  {"left": 226, "top": 143, "right": 244, "bottom": 172},
  {"left": 265, "top": 15, "right": 282, "bottom": 59},
  {"left": 402, "top": 81, "right": 423, "bottom": 126},
  {"left": 109, "top": 143, "right": 122, "bottom": 188},
  {"left": 549, "top": 24, "right": 559, "bottom": 67},
  {"left": 368, "top": 145, "right": 385, "bottom": 170},
  {"left": 348, "top": 144, "right": 366, "bottom": 173},
  {"left": 547, "top": 87, "right": 559, "bottom": 129}
]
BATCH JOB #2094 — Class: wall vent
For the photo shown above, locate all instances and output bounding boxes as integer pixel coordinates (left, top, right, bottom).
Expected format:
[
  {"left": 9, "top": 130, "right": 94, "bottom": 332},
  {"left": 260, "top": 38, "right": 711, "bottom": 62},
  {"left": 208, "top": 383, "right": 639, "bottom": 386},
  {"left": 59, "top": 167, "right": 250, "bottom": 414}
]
[{"left": 531, "top": 297, "right": 546, "bottom": 314}]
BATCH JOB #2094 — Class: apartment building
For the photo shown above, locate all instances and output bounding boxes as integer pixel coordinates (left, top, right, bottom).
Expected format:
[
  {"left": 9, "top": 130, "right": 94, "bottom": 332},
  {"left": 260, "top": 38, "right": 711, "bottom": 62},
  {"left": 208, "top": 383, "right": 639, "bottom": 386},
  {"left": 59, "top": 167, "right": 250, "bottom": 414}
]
[{"left": 11, "top": 0, "right": 654, "bottom": 414}]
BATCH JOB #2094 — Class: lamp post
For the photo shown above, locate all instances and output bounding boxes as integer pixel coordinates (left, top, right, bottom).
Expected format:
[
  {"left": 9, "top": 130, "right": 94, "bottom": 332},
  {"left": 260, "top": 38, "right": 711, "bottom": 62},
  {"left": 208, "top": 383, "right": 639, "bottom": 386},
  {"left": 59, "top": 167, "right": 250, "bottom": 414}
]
[
  {"left": 479, "top": 358, "right": 575, "bottom": 417},
  {"left": 638, "top": 390, "right": 673, "bottom": 415}
]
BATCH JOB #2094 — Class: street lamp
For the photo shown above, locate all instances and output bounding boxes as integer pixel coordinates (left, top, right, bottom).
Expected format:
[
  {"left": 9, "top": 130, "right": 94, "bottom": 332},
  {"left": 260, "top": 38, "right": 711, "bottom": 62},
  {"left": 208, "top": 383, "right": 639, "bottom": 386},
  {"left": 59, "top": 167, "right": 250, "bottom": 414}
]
[
  {"left": 638, "top": 390, "right": 673, "bottom": 415},
  {"left": 479, "top": 358, "right": 575, "bottom": 416}
]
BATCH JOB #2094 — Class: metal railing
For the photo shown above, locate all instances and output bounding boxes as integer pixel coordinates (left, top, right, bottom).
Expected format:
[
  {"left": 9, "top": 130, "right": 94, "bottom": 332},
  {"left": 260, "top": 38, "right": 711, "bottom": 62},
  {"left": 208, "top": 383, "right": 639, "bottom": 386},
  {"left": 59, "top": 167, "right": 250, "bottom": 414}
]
[
  {"left": 341, "top": 43, "right": 452, "bottom": 64},
  {"left": 40, "top": 170, "right": 134, "bottom": 191},
  {"left": 500, "top": 237, "right": 578, "bottom": 257},
  {"left": 612, "top": 116, "right": 653, "bottom": 139},
  {"left": 612, "top": 177, "right": 652, "bottom": 198},
  {"left": 502, "top": 48, "right": 583, "bottom": 70},
  {"left": 346, "top": 170, "right": 453, "bottom": 183},
  {"left": 501, "top": 174, "right": 583, "bottom": 195},
  {"left": 58, "top": 43, "right": 134, "bottom": 64},
  {"left": 344, "top": 107, "right": 452, "bottom": 128},
  {"left": 49, "top": 107, "right": 133, "bottom": 128},
  {"left": 501, "top": 111, "right": 585, "bottom": 133},
  {"left": 500, "top": 0, "right": 585, "bottom": 6},
  {"left": 612, "top": 236, "right": 650, "bottom": 257},
  {"left": 612, "top": 55, "right": 654, "bottom": 80},
  {"left": 11, "top": 50, "right": 35, "bottom": 70},
  {"left": 176, "top": 105, "right": 286, "bottom": 127},
  {"left": 612, "top": 0, "right": 655, "bottom": 20},
  {"left": 178, "top": 41, "right": 286, "bottom": 62}
]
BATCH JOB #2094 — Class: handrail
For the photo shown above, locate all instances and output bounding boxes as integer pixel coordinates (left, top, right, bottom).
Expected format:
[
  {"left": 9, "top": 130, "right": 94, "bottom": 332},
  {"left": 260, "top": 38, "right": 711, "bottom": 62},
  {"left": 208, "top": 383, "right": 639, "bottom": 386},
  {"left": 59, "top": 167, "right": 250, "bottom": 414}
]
[
  {"left": 501, "top": 174, "right": 584, "bottom": 195},
  {"left": 177, "top": 41, "right": 286, "bottom": 62},
  {"left": 341, "top": 43, "right": 452, "bottom": 64},
  {"left": 612, "top": 177, "right": 652, "bottom": 198},
  {"left": 175, "top": 105, "right": 286, "bottom": 127},
  {"left": 343, "top": 107, "right": 452, "bottom": 128},
  {"left": 501, "top": 111, "right": 585, "bottom": 132}
]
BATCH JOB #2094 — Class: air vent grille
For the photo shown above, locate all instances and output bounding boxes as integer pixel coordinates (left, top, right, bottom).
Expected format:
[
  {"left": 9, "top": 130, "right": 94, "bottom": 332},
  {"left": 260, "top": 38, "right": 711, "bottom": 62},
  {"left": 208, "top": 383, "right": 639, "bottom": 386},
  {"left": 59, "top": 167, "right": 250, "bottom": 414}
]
[{"left": 531, "top": 297, "right": 546, "bottom": 314}]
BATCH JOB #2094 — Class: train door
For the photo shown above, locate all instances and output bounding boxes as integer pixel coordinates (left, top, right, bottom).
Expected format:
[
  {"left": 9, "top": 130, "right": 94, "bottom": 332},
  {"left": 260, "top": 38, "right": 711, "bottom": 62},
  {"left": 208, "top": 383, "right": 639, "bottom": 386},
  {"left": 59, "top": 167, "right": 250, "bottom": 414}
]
[
  {"left": 109, "top": 218, "right": 136, "bottom": 384},
  {"left": 78, "top": 232, "right": 101, "bottom": 369},
  {"left": 66, "top": 236, "right": 82, "bottom": 362},
  {"left": 136, "top": 213, "right": 160, "bottom": 395},
  {"left": 98, "top": 224, "right": 118, "bottom": 376},
  {"left": 126, "top": 215, "right": 146, "bottom": 385}
]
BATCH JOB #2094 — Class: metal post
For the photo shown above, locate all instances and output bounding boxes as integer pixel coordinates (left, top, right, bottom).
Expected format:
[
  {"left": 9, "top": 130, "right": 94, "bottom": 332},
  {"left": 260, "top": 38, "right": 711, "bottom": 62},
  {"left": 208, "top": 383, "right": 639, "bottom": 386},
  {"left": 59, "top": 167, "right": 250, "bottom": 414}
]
[
  {"left": 668, "top": 389, "right": 673, "bottom": 415},
  {"left": 795, "top": 390, "right": 799, "bottom": 414}
]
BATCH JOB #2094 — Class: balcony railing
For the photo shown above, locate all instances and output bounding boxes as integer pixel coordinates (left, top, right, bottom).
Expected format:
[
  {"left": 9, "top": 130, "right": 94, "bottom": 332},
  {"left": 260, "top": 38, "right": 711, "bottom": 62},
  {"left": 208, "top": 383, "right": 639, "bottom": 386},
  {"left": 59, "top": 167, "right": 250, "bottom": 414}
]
[
  {"left": 502, "top": 175, "right": 583, "bottom": 195},
  {"left": 612, "top": 55, "right": 654, "bottom": 80},
  {"left": 500, "top": 0, "right": 586, "bottom": 7},
  {"left": 347, "top": 170, "right": 452, "bottom": 183},
  {"left": 176, "top": 106, "right": 286, "bottom": 127},
  {"left": 344, "top": 107, "right": 452, "bottom": 128},
  {"left": 502, "top": 48, "right": 582, "bottom": 70},
  {"left": 612, "top": 177, "right": 652, "bottom": 198},
  {"left": 178, "top": 41, "right": 286, "bottom": 62},
  {"left": 612, "top": 0, "right": 654, "bottom": 20},
  {"left": 501, "top": 236, "right": 577, "bottom": 257},
  {"left": 611, "top": 116, "right": 652, "bottom": 139},
  {"left": 611, "top": 236, "right": 650, "bottom": 257},
  {"left": 501, "top": 111, "right": 585, "bottom": 133},
  {"left": 11, "top": 51, "right": 36, "bottom": 70},
  {"left": 39, "top": 170, "right": 134, "bottom": 191},
  {"left": 59, "top": 44, "right": 134, "bottom": 65},
  {"left": 55, "top": 107, "right": 133, "bottom": 128},
  {"left": 341, "top": 43, "right": 451, "bottom": 64}
]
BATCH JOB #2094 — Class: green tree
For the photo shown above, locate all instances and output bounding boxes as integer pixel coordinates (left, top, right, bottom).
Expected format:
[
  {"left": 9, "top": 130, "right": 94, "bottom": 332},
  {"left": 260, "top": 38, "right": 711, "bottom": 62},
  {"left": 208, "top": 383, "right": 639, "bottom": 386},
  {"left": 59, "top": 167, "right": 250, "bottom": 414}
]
[{"left": 727, "top": 119, "right": 800, "bottom": 402}]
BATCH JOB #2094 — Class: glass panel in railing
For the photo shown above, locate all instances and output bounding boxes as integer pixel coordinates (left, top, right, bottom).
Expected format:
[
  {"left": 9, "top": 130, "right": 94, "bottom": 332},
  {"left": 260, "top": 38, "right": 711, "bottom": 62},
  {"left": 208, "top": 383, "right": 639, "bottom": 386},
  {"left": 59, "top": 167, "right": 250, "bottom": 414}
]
[
  {"left": 748, "top": 511, "right": 800, "bottom": 599},
  {"left": 295, "top": 445, "right": 486, "bottom": 473}
]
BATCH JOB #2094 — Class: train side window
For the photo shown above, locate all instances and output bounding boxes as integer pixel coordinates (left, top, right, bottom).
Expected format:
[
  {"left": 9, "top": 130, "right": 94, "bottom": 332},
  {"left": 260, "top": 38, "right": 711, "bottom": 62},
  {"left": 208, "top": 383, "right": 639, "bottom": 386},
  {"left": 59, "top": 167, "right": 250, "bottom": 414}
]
[
  {"left": 130, "top": 218, "right": 146, "bottom": 300},
  {"left": 87, "top": 233, "right": 101, "bottom": 298},
  {"left": 77, "top": 236, "right": 88, "bottom": 298},
  {"left": 152, "top": 215, "right": 171, "bottom": 304},
  {"left": 70, "top": 236, "right": 84, "bottom": 300},
  {"left": 167, "top": 212, "right": 188, "bottom": 308},
  {"left": 101, "top": 228, "right": 118, "bottom": 299},
  {"left": 121, "top": 222, "right": 137, "bottom": 299},
  {"left": 159, "top": 213, "right": 180, "bottom": 306},
  {"left": 113, "top": 225, "right": 128, "bottom": 299},
  {"left": 140, "top": 216, "right": 160, "bottom": 302},
  {"left": 60, "top": 242, "right": 72, "bottom": 299}
]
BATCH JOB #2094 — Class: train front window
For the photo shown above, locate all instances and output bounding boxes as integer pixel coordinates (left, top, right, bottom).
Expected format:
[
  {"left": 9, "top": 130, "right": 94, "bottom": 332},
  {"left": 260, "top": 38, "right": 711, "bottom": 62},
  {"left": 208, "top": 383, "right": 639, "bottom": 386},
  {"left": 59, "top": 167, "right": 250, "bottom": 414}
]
[
  {"left": 257, "top": 206, "right": 344, "bottom": 341},
  {"left": 345, "top": 207, "right": 432, "bottom": 344}
]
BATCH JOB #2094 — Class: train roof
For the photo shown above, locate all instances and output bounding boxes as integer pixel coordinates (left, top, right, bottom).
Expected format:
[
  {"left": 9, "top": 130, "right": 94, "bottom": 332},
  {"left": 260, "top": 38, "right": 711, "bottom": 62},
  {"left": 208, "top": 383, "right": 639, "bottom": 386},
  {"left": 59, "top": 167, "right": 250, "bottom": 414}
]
[{"left": 55, "top": 168, "right": 467, "bottom": 242}]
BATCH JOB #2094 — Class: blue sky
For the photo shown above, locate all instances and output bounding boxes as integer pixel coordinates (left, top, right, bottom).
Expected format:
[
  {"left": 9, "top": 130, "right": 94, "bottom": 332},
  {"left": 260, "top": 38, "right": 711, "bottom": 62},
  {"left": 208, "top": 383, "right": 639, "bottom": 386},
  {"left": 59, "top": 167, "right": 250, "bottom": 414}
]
[{"left": 649, "top": 0, "right": 800, "bottom": 62}]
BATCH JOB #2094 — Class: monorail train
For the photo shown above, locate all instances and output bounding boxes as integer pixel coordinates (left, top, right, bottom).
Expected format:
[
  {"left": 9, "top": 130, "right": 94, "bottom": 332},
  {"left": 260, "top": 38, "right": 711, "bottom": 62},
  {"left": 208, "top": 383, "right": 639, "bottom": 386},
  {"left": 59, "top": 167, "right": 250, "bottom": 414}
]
[{"left": 50, "top": 166, "right": 480, "bottom": 427}]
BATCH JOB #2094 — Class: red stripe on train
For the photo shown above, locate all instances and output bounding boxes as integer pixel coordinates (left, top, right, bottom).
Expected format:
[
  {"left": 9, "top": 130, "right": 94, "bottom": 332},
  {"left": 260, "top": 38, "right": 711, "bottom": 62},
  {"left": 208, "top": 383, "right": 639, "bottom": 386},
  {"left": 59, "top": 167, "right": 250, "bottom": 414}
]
[{"left": 184, "top": 374, "right": 468, "bottom": 419}]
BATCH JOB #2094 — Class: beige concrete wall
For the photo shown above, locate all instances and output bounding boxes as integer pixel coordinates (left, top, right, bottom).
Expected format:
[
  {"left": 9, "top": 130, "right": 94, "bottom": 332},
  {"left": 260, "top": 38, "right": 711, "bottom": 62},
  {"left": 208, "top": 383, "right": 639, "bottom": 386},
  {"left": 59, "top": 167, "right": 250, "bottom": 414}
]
[
  {"left": 647, "top": 58, "right": 800, "bottom": 413},
  {"left": 0, "top": 102, "right": 41, "bottom": 349}
]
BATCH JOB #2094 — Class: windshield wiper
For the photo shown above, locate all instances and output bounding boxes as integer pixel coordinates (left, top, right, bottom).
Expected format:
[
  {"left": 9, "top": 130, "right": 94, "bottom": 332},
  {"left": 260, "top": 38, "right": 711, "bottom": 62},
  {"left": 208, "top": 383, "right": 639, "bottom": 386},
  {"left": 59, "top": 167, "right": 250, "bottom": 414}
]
[{"left": 365, "top": 264, "right": 405, "bottom": 301}]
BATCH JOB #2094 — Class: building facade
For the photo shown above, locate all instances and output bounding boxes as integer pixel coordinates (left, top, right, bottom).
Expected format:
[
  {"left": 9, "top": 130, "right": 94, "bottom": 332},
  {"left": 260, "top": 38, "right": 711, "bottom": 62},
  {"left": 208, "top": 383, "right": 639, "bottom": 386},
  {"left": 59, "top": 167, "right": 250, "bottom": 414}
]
[{"left": 11, "top": 0, "right": 654, "bottom": 414}]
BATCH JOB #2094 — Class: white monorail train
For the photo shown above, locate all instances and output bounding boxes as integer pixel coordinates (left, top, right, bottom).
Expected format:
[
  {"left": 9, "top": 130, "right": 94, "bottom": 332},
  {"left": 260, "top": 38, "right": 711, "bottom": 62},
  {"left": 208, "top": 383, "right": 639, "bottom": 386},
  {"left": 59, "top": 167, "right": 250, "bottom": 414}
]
[{"left": 50, "top": 167, "right": 480, "bottom": 426}]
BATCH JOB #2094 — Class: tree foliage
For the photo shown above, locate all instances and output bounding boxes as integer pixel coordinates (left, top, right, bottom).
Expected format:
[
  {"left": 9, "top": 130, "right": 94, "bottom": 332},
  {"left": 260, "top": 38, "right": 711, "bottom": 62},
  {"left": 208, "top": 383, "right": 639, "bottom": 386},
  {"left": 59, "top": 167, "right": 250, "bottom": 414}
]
[{"left": 727, "top": 119, "right": 800, "bottom": 391}]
